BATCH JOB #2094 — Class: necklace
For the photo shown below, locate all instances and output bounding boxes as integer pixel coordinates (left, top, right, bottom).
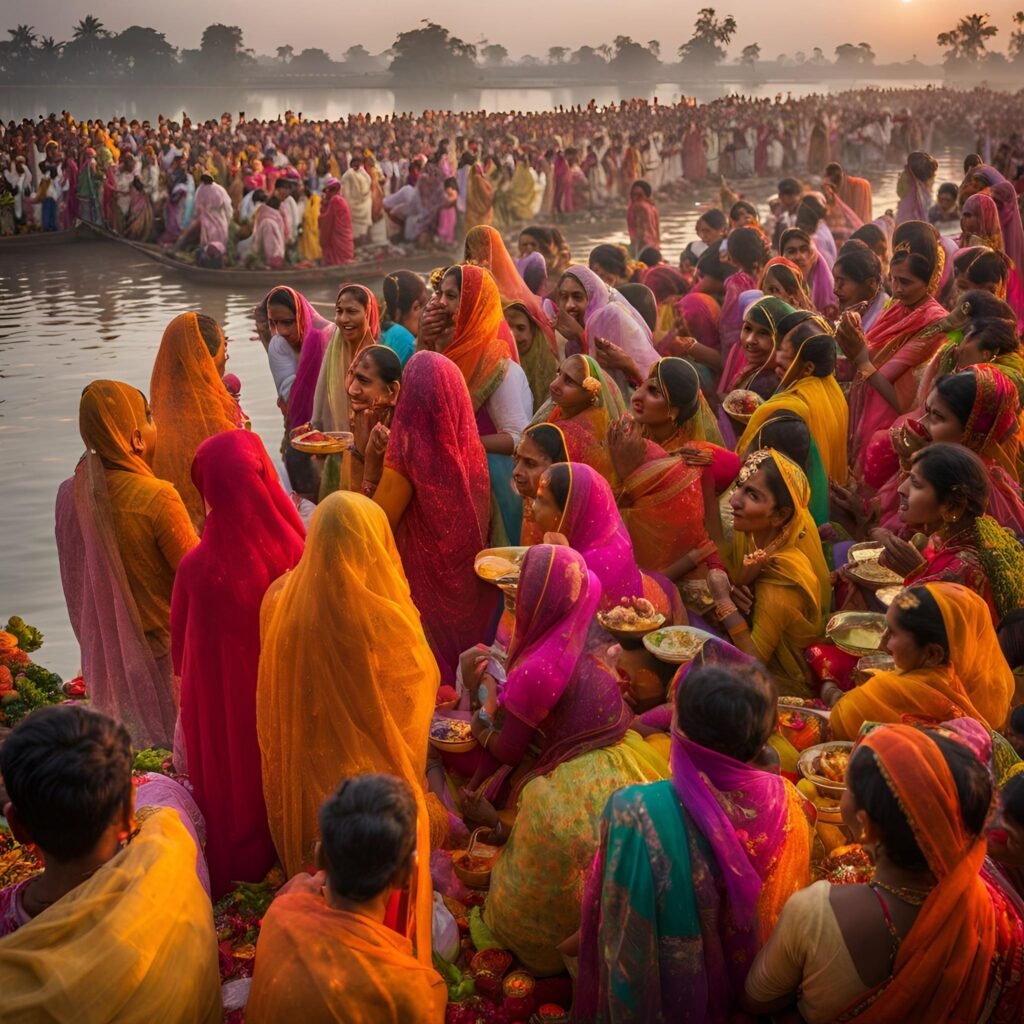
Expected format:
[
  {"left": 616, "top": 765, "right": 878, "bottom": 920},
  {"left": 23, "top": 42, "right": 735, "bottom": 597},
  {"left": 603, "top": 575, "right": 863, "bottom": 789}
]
[
  {"left": 869, "top": 878, "right": 933, "bottom": 906},
  {"left": 742, "top": 529, "right": 787, "bottom": 568}
]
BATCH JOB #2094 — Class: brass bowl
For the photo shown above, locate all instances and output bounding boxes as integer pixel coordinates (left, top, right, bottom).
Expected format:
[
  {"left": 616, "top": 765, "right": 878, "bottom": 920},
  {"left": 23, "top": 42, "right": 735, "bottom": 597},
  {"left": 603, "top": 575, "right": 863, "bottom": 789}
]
[
  {"left": 826, "top": 611, "right": 887, "bottom": 657},
  {"left": 798, "top": 741, "right": 854, "bottom": 799}
]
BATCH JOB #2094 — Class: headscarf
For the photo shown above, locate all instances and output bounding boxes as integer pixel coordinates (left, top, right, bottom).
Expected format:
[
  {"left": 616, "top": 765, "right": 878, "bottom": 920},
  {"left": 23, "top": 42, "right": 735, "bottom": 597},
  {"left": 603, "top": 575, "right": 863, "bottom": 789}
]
[
  {"left": 430, "top": 264, "right": 508, "bottom": 411},
  {"left": 553, "top": 462, "right": 645, "bottom": 608},
  {"left": 669, "top": 721, "right": 790, "bottom": 987},
  {"left": 841, "top": 724, "right": 997, "bottom": 1022},
  {"left": 516, "top": 251, "right": 548, "bottom": 295},
  {"left": 384, "top": 351, "right": 494, "bottom": 680},
  {"left": 960, "top": 192, "right": 1003, "bottom": 251},
  {"left": 150, "top": 313, "right": 238, "bottom": 531},
  {"left": 310, "top": 283, "right": 381, "bottom": 433},
  {"left": 730, "top": 449, "right": 830, "bottom": 627},
  {"left": 585, "top": 302, "right": 660, "bottom": 381},
  {"left": 927, "top": 582, "right": 1014, "bottom": 730},
  {"left": 466, "top": 225, "right": 555, "bottom": 353},
  {"left": 642, "top": 265, "right": 689, "bottom": 304},
  {"left": 650, "top": 356, "right": 724, "bottom": 447},
  {"left": 957, "top": 363, "right": 1021, "bottom": 476},
  {"left": 56, "top": 382, "right": 182, "bottom": 749},
  {"left": 502, "top": 544, "right": 604, "bottom": 728},
  {"left": 506, "top": 300, "right": 558, "bottom": 411},
  {"left": 261, "top": 285, "right": 334, "bottom": 430},
  {"left": 172, "top": 431, "right": 305, "bottom": 897},
  {"left": 723, "top": 295, "right": 794, "bottom": 392},
  {"left": 560, "top": 264, "right": 651, "bottom": 337},
  {"left": 256, "top": 492, "right": 438, "bottom": 963},
  {"left": 758, "top": 256, "right": 814, "bottom": 310}
]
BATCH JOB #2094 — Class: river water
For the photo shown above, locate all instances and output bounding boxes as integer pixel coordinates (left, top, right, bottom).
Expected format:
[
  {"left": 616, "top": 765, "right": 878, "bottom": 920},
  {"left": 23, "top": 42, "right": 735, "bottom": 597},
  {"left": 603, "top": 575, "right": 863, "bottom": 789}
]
[
  {"left": 0, "top": 78, "right": 945, "bottom": 123},
  {"left": 0, "top": 151, "right": 963, "bottom": 676}
]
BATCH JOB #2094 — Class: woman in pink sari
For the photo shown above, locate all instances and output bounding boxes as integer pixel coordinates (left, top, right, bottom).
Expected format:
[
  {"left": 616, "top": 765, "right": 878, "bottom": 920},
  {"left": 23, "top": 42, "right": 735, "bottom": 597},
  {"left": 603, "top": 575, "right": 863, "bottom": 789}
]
[
  {"left": 317, "top": 177, "right": 354, "bottom": 266},
  {"left": 959, "top": 192, "right": 1024, "bottom": 326},
  {"left": 576, "top": 660, "right": 811, "bottom": 1020},
  {"left": 839, "top": 221, "right": 952, "bottom": 470},
  {"left": 531, "top": 461, "right": 683, "bottom": 622},
  {"left": 478, "top": 544, "right": 668, "bottom": 975},
  {"left": 370, "top": 351, "right": 494, "bottom": 681},
  {"left": 171, "top": 431, "right": 305, "bottom": 897},
  {"left": 780, "top": 228, "right": 836, "bottom": 317}
]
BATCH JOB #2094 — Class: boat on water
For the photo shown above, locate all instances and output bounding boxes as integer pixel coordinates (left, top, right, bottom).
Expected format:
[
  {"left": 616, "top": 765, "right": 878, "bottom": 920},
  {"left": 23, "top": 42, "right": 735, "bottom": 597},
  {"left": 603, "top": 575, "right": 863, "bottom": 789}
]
[
  {"left": 76, "top": 222, "right": 446, "bottom": 286},
  {"left": 0, "top": 224, "right": 93, "bottom": 249}
]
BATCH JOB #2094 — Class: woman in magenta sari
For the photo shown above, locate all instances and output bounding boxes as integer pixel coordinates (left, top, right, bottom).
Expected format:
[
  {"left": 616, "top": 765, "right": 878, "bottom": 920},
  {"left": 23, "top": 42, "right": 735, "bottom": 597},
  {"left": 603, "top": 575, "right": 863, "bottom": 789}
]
[
  {"left": 780, "top": 228, "right": 835, "bottom": 317},
  {"left": 369, "top": 351, "right": 494, "bottom": 681},
  {"left": 959, "top": 192, "right": 1024, "bottom": 326},
  {"left": 531, "top": 461, "right": 683, "bottom": 623},
  {"left": 171, "top": 431, "right": 305, "bottom": 897},
  {"left": 838, "top": 221, "right": 952, "bottom": 470},
  {"left": 576, "top": 661, "right": 812, "bottom": 1022},
  {"left": 719, "top": 227, "right": 771, "bottom": 368},
  {"left": 475, "top": 545, "right": 668, "bottom": 975}
]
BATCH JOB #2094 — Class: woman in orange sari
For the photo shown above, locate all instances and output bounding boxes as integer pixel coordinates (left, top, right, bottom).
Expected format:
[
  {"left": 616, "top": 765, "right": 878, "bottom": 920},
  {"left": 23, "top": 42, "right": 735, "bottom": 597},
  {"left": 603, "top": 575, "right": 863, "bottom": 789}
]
[
  {"left": 746, "top": 723, "right": 1024, "bottom": 1023},
  {"left": 465, "top": 161, "right": 494, "bottom": 231},
  {"left": 149, "top": 312, "right": 238, "bottom": 531},
  {"left": 465, "top": 224, "right": 556, "bottom": 355},
  {"left": 827, "top": 582, "right": 1013, "bottom": 740},
  {"left": 55, "top": 381, "right": 198, "bottom": 750},
  {"left": 838, "top": 221, "right": 952, "bottom": 470},
  {"left": 256, "top": 492, "right": 437, "bottom": 960}
]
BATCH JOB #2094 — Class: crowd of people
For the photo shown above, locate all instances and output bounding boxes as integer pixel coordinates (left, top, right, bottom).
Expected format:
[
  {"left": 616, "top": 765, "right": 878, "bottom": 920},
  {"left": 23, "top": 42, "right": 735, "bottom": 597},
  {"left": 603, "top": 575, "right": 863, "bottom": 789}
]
[
  {"left": 4, "top": 100, "right": 1024, "bottom": 1022},
  {"left": 3, "top": 86, "right": 1024, "bottom": 268}
]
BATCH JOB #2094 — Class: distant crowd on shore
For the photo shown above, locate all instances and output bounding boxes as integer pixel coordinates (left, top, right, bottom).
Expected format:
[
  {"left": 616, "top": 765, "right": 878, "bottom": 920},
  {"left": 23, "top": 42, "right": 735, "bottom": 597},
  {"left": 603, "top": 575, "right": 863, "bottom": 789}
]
[{"left": 1, "top": 86, "right": 1022, "bottom": 269}]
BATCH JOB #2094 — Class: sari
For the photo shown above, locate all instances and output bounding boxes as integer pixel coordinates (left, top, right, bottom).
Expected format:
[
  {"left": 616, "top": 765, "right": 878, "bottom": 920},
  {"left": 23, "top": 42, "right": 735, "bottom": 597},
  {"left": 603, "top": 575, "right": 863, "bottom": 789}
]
[
  {"left": 836, "top": 725, "right": 1024, "bottom": 1023},
  {"left": 465, "top": 164, "right": 494, "bottom": 231},
  {"left": 675, "top": 291, "right": 721, "bottom": 356},
  {"left": 729, "top": 450, "right": 829, "bottom": 692},
  {"left": 554, "top": 462, "right": 682, "bottom": 620},
  {"left": 297, "top": 191, "right": 321, "bottom": 262},
  {"left": 380, "top": 351, "right": 494, "bottom": 681},
  {"left": 533, "top": 355, "right": 629, "bottom": 486},
  {"left": 507, "top": 300, "right": 559, "bottom": 410},
  {"left": 758, "top": 257, "right": 815, "bottom": 312},
  {"left": 736, "top": 350, "right": 849, "bottom": 488},
  {"left": 575, "top": 729, "right": 811, "bottom": 1022},
  {"left": 721, "top": 295, "right": 794, "bottom": 393},
  {"left": 847, "top": 295, "right": 950, "bottom": 468},
  {"left": 904, "top": 515, "right": 1024, "bottom": 623},
  {"left": 317, "top": 190, "right": 354, "bottom": 265},
  {"left": 261, "top": 285, "right": 335, "bottom": 432},
  {"left": 838, "top": 171, "right": 874, "bottom": 224},
  {"left": 586, "top": 302, "right": 661, "bottom": 384},
  {"left": 172, "top": 431, "right": 306, "bottom": 898},
  {"left": 256, "top": 492, "right": 437, "bottom": 962},
  {"left": 311, "top": 284, "right": 381, "bottom": 432},
  {"left": 425, "top": 264, "right": 508, "bottom": 412},
  {"left": 466, "top": 225, "right": 556, "bottom": 353},
  {"left": 718, "top": 270, "right": 759, "bottom": 368},
  {"left": 55, "top": 381, "right": 197, "bottom": 750},
  {"left": 483, "top": 547, "right": 666, "bottom": 975},
  {"left": 0, "top": 808, "right": 221, "bottom": 1023},
  {"left": 509, "top": 161, "right": 536, "bottom": 221},
  {"left": 247, "top": 892, "right": 447, "bottom": 1024},
  {"left": 150, "top": 312, "right": 239, "bottom": 531}
]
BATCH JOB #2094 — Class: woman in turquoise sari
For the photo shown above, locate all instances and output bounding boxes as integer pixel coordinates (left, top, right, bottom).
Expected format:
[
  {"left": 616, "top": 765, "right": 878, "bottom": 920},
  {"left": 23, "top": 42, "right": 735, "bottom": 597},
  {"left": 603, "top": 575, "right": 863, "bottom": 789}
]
[{"left": 575, "top": 661, "right": 812, "bottom": 1022}]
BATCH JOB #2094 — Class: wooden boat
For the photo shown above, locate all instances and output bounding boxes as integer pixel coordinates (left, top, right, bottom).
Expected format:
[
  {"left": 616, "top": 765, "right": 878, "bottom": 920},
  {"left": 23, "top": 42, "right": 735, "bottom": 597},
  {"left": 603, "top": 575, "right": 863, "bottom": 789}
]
[
  {"left": 78, "top": 222, "right": 446, "bottom": 286},
  {"left": 0, "top": 224, "right": 92, "bottom": 249}
]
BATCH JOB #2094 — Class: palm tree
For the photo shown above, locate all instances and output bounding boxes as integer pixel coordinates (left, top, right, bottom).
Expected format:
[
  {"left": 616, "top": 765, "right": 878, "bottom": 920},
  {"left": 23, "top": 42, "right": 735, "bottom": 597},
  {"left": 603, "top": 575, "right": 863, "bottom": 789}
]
[
  {"left": 72, "top": 15, "right": 106, "bottom": 40},
  {"left": 8, "top": 24, "right": 36, "bottom": 52},
  {"left": 37, "top": 35, "right": 62, "bottom": 55},
  {"left": 276, "top": 44, "right": 293, "bottom": 63}
]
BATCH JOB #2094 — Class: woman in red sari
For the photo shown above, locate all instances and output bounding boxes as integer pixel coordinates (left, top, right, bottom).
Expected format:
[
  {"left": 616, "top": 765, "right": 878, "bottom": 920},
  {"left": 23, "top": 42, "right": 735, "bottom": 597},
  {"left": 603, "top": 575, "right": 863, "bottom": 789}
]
[
  {"left": 367, "top": 351, "right": 494, "bottom": 681},
  {"left": 171, "top": 431, "right": 305, "bottom": 897},
  {"left": 838, "top": 221, "right": 952, "bottom": 471}
]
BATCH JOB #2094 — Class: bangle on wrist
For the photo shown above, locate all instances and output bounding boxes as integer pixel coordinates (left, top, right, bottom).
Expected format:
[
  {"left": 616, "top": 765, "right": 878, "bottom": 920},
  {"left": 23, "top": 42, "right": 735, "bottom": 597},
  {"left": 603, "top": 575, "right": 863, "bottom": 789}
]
[
  {"left": 350, "top": 447, "right": 365, "bottom": 463},
  {"left": 726, "top": 621, "right": 750, "bottom": 637},
  {"left": 715, "top": 600, "right": 738, "bottom": 619}
]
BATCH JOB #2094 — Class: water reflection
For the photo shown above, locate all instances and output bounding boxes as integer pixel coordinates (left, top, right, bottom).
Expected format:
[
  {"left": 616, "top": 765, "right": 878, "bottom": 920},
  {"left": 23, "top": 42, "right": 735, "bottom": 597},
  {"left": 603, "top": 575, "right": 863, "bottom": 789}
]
[{"left": 1, "top": 78, "right": 943, "bottom": 123}]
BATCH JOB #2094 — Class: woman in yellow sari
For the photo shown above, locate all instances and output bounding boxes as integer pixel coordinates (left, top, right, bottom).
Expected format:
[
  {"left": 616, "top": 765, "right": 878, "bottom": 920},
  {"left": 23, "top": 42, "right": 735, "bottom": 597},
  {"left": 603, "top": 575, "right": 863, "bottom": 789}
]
[
  {"left": 710, "top": 449, "right": 829, "bottom": 695},
  {"left": 828, "top": 582, "right": 1015, "bottom": 739},
  {"left": 297, "top": 188, "right": 321, "bottom": 262},
  {"left": 0, "top": 705, "right": 221, "bottom": 1023},
  {"left": 256, "top": 492, "right": 437, "bottom": 961},
  {"left": 150, "top": 312, "right": 238, "bottom": 531},
  {"left": 737, "top": 311, "right": 848, "bottom": 487}
]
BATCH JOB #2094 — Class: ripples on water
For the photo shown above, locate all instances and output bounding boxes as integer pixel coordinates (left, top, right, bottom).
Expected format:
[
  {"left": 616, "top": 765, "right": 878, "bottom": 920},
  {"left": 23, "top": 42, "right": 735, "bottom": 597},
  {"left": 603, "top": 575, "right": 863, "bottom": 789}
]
[{"left": 0, "top": 153, "right": 961, "bottom": 675}]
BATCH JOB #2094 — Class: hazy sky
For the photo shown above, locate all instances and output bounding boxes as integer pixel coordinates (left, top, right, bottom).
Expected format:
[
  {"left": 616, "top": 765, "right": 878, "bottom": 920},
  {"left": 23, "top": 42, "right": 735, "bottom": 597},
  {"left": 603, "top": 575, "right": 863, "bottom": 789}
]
[{"left": 6, "top": 0, "right": 1023, "bottom": 63}]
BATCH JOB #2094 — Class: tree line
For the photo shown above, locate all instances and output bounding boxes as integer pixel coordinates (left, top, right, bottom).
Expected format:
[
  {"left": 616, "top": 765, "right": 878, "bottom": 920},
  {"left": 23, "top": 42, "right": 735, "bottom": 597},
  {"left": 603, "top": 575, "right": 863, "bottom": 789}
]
[{"left": 3, "top": 10, "right": 1022, "bottom": 87}]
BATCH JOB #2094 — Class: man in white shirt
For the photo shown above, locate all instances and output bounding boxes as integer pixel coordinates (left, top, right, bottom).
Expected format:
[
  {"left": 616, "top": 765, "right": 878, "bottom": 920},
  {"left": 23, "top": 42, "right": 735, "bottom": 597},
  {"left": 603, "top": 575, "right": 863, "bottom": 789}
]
[{"left": 341, "top": 156, "right": 372, "bottom": 243}]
